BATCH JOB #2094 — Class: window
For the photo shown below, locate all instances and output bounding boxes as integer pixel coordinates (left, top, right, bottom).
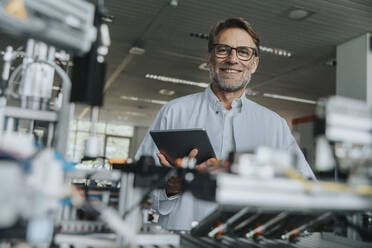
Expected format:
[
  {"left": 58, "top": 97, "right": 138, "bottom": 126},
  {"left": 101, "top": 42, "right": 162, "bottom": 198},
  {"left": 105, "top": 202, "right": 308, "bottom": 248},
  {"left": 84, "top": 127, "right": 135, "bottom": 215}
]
[
  {"left": 67, "top": 120, "right": 133, "bottom": 162},
  {"left": 105, "top": 136, "right": 131, "bottom": 159}
]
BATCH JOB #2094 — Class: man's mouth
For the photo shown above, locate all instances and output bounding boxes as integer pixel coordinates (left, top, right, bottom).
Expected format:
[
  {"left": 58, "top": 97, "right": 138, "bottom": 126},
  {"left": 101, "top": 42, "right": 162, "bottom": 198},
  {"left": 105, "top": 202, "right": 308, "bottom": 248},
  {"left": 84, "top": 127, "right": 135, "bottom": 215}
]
[{"left": 220, "top": 68, "right": 242, "bottom": 73}]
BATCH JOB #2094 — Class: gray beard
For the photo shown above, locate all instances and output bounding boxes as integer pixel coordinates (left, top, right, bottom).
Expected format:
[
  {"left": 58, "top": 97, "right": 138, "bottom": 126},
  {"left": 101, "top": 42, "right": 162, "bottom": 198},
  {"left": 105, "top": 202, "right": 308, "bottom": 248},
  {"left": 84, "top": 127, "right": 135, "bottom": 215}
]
[{"left": 209, "top": 66, "right": 252, "bottom": 92}]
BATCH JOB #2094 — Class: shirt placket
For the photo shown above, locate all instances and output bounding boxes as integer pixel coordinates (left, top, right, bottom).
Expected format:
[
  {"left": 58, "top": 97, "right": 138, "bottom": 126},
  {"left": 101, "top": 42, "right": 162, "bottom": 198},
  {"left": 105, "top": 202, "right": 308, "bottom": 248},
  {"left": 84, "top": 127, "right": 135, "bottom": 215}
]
[{"left": 221, "top": 109, "right": 232, "bottom": 159}]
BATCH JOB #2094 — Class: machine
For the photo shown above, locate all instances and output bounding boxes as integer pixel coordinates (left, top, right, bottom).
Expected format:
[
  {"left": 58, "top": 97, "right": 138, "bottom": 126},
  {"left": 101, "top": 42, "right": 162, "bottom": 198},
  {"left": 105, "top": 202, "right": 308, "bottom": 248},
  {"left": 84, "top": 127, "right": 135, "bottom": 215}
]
[{"left": 0, "top": 0, "right": 371, "bottom": 247}]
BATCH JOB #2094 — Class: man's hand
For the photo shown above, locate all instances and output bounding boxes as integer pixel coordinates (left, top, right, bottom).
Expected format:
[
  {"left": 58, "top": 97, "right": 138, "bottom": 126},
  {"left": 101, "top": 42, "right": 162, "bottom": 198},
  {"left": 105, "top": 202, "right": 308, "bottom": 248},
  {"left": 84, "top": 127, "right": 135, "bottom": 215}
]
[
  {"left": 188, "top": 148, "right": 218, "bottom": 171},
  {"left": 157, "top": 153, "right": 172, "bottom": 167},
  {"left": 157, "top": 153, "right": 181, "bottom": 197},
  {"left": 157, "top": 148, "right": 217, "bottom": 170},
  {"left": 165, "top": 176, "right": 182, "bottom": 197},
  {"left": 157, "top": 149, "right": 218, "bottom": 197}
]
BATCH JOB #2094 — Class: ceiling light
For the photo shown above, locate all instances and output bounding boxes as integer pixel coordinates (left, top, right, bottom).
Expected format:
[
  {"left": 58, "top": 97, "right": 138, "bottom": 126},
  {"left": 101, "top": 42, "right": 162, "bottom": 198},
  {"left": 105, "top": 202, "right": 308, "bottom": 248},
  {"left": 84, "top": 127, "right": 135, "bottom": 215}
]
[
  {"left": 169, "top": 0, "right": 178, "bottom": 7},
  {"left": 198, "top": 63, "right": 209, "bottom": 71},
  {"left": 259, "top": 46, "right": 293, "bottom": 57},
  {"left": 129, "top": 46, "right": 145, "bottom": 55},
  {"left": 120, "top": 95, "right": 168, "bottom": 105},
  {"left": 118, "top": 116, "right": 129, "bottom": 121},
  {"left": 325, "top": 59, "right": 336, "bottom": 67},
  {"left": 263, "top": 93, "right": 316, "bottom": 104},
  {"left": 189, "top": 32, "right": 209, "bottom": 40},
  {"left": 245, "top": 88, "right": 259, "bottom": 96},
  {"left": 145, "top": 74, "right": 209, "bottom": 88},
  {"left": 287, "top": 8, "right": 313, "bottom": 20},
  {"left": 102, "top": 15, "right": 115, "bottom": 23},
  {"left": 159, "top": 89, "right": 175, "bottom": 96},
  {"left": 124, "top": 111, "right": 147, "bottom": 117},
  {"left": 189, "top": 33, "right": 293, "bottom": 58}
]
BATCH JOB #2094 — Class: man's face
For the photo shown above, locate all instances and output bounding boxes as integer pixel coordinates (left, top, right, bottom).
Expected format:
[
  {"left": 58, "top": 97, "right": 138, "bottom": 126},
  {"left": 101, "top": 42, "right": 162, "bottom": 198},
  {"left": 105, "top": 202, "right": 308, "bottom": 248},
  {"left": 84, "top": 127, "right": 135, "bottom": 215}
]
[{"left": 207, "top": 28, "right": 259, "bottom": 92}]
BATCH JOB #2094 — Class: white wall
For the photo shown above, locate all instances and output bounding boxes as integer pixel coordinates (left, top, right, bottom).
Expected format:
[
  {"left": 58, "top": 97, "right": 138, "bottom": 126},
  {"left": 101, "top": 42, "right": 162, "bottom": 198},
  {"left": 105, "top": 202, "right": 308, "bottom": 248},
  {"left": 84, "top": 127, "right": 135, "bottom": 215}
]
[
  {"left": 337, "top": 33, "right": 372, "bottom": 105},
  {"left": 129, "top": 126, "right": 149, "bottom": 158},
  {"left": 293, "top": 121, "right": 315, "bottom": 167}
]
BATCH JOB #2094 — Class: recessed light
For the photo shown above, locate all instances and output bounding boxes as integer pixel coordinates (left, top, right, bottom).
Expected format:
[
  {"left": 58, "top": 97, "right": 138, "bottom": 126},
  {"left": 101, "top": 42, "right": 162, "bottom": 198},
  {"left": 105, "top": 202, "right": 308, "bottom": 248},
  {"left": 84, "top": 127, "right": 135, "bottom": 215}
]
[
  {"left": 169, "top": 0, "right": 178, "bottom": 7},
  {"left": 159, "top": 89, "right": 175, "bottom": 96},
  {"left": 287, "top": 8, "right": 313, "bottom": 20}
]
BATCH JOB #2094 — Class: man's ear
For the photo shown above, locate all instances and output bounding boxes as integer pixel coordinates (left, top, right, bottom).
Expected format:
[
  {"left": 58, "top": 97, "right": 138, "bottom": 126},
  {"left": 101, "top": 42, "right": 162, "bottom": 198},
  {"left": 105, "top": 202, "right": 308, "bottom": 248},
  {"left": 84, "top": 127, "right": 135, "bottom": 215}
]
[
  {"left": 205, "top": 52, "right": 211, "bottom": 68},
  {"left": 251, "top": 57, "right": 259, "bottom": 74}
]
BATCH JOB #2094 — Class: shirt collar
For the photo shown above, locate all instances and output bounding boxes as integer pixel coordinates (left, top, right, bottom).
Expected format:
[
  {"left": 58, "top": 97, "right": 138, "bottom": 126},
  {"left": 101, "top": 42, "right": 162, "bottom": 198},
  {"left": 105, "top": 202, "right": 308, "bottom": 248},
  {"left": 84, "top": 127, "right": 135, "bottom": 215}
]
[{"left": 205, "top": 85, "right": 246, "bottom": 113}]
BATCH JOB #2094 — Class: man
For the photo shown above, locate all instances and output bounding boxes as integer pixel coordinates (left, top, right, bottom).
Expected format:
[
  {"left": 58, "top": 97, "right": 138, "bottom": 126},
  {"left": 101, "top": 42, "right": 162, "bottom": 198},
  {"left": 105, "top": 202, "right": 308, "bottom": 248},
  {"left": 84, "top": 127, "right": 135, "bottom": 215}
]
[{"left": 135, "top": 18, "right": 315, "bottom": 230}]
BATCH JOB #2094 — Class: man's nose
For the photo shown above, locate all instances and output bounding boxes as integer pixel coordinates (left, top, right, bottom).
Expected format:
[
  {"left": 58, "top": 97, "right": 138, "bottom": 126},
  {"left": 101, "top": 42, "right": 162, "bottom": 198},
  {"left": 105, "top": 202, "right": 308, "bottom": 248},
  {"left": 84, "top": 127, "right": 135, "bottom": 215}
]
[{"left": 226, "top": 49, "right": 239, "bottom": 63}]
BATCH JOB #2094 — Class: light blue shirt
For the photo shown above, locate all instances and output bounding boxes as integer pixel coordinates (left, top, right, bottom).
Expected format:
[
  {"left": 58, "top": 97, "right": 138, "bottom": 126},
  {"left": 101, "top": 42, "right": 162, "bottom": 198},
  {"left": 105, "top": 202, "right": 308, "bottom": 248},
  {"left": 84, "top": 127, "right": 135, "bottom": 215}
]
[{"left": 135, "top": 86, "right": 315, "bottom": 230}]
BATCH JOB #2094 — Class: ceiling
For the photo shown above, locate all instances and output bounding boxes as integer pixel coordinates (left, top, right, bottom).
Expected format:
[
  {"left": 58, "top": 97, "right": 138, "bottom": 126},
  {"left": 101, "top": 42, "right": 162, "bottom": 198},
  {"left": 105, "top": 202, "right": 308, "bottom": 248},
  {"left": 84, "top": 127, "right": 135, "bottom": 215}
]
[{"left": 2, "top": 0, "right": 372, "bottom": 127}]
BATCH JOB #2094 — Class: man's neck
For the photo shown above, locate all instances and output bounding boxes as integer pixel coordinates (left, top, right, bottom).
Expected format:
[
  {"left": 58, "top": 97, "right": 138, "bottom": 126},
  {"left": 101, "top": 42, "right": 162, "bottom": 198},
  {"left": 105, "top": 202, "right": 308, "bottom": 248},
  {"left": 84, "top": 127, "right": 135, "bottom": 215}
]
[{"left": 211, "top": 83, "right": 245, "bottom": 110}]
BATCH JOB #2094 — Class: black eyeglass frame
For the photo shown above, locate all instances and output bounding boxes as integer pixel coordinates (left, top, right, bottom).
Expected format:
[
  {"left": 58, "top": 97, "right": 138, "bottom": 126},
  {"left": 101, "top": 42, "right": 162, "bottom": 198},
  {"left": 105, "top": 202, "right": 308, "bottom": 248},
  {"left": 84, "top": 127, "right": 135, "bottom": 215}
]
[{"left": 212, "top": 44, "right": 258, "bottom": 61}]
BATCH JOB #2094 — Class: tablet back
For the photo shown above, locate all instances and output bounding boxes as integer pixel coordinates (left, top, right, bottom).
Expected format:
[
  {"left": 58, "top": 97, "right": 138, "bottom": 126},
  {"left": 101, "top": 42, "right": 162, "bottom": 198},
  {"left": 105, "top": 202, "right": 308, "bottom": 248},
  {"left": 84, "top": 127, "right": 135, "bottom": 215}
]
[{"left": 150, "top": 129, "right": 216, "bottom": 165}]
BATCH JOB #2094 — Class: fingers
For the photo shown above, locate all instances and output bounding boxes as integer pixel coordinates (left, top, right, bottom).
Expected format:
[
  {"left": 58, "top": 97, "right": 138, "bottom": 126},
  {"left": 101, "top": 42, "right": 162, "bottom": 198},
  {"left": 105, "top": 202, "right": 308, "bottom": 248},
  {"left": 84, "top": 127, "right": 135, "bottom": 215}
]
[
  {"left": 166, "top": 176, "right": 182, "bottom": 197},
  {"left": 157, "top": 153, "right": 172, "bottom": 167},
  {"left": 188, "top": 148, "right": 198, "bottom": 159},
  {"left": 195, "top": 157, "right": 218, "bottom": 171}
]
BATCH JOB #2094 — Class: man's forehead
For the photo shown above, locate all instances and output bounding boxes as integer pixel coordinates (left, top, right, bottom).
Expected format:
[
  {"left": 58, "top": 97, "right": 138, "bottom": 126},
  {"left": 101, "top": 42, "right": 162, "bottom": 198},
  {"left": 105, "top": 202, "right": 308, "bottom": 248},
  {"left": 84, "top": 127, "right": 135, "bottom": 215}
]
[{"left": 215, "top": 27, "right": 255, "bottom": 47}]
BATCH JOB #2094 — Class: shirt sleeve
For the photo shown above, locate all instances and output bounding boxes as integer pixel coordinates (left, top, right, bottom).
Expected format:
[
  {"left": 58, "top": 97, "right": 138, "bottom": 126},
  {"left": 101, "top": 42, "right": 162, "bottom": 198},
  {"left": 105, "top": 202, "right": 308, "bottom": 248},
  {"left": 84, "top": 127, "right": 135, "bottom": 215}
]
[
  {"left": 150, "top": 189, "right": 181, "bottom": 215},
  {"left": 134, "top": 105, "right": 183, "bottom": 214},
  {"left": 280, "top": 118, "right": 316, "bottom": 180},
  {"left": 135, "top": 105, "right": 170, "bottom": 164}
]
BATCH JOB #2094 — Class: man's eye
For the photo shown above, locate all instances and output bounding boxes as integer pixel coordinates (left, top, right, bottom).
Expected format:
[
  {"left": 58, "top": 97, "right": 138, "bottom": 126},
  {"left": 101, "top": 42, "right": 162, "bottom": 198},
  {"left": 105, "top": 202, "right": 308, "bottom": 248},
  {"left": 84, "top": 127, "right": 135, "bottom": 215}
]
[
  {"left": 217, "top": 47, "right": 228, "bottom": 53},
  {"left": 239, "top": 49, "right": 250, "bottom": 55}
]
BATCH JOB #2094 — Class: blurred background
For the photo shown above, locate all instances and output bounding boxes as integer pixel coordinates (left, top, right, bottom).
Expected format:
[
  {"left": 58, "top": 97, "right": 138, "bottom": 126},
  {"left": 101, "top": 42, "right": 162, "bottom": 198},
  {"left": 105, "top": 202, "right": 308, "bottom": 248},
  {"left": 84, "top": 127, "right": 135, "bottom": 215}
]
[{"left": 2, "top": 0, "right": 371, "bottom": 163}]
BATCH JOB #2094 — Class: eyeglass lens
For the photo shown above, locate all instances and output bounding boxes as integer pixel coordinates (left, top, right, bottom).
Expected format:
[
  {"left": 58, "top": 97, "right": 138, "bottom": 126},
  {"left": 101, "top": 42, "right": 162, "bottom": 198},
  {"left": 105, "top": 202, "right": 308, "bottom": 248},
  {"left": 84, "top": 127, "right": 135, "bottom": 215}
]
[{"left": 214, "top": 44, "right": 255, "bottom": 61}]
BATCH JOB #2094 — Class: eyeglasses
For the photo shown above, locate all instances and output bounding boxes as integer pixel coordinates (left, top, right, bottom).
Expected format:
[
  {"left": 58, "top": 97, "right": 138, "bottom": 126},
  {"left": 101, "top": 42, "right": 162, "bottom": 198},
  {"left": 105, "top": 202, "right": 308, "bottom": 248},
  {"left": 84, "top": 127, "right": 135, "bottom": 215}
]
[{"left": 213, "top": 44, "right": 257, "bottom": 61}]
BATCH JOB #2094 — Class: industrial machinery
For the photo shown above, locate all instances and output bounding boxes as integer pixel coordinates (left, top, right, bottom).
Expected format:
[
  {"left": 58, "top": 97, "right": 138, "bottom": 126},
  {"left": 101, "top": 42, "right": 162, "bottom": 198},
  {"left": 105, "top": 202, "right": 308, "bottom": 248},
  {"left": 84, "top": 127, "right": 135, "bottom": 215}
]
[
  {"left": 0, "top": 1, "right": 180, "bottom": 247},
  {"left": 0, "top": 0, "right": 372, "bottom": 248}
]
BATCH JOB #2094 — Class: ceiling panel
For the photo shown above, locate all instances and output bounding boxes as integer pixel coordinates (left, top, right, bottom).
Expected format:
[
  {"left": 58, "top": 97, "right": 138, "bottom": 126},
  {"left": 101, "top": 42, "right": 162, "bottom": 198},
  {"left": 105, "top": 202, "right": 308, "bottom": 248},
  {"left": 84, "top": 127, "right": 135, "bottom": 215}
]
[{"left": 1, "top": 0, "right": 371, "bottom": 127}]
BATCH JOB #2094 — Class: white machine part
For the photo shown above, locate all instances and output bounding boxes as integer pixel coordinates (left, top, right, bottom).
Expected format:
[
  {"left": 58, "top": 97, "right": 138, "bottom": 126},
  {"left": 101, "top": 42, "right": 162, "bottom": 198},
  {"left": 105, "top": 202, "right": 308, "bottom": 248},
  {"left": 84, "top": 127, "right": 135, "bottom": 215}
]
[
  {"left": 0, "top": 147, "right": 67, "bottom": 247},
  {"left": 230, "top": 147, "right": 294, "bottom": 179},
  {"left": 19, "top": 39, "right": 56, "bottom": 110},
  {"left": 319, "top": 96, "right": 372, "bottom": 145},
  {"left": 0, "top": 0, "right": 97, "bottom": 55}
]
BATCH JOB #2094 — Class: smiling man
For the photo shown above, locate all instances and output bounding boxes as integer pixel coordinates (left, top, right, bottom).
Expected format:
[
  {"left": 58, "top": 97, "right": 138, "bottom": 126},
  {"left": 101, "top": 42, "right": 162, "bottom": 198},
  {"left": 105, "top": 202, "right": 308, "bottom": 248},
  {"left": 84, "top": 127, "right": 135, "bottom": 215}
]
[{"left": 136, "top": 18, "right": 315, "bottom": 230}]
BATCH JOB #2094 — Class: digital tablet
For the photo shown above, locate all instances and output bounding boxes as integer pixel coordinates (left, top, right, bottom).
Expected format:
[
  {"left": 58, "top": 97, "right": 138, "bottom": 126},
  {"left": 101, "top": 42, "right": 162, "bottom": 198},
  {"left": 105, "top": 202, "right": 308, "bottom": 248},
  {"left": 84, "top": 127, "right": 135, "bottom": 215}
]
[{"left": 150, "top": 128, "right": 216, "bottom": 166}]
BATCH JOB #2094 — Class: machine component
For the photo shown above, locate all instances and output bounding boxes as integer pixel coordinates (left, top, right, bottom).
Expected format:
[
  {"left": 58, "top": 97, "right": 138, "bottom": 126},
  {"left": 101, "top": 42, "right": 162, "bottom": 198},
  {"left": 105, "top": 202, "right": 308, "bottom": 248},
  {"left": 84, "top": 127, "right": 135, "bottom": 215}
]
[
  {"left": 281, "top": 212, "right": 333, "bottom": 240},
  {"left": 317, "top": 96, "right": 372, "bottom": 145},
  {"left": 230, "top": 147, "right": 295, "bottom": 179},
  {"left": 214, "top": 173, "right": 372, "bottom": 211},
  {"left": 0, "top": 149, "right": 67, "bottom": 246},
  {"left": 70, "top": 2, "right": 109, "bottom": 107},
  {"left": 0, "top": 0, "right": 96, "bottom": 55},
  {"left": 245, "top": 212, "right": 289, "bottom": 239},
  {"left": 1, "top": 1, "right": 372, "bottom": 246}
]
